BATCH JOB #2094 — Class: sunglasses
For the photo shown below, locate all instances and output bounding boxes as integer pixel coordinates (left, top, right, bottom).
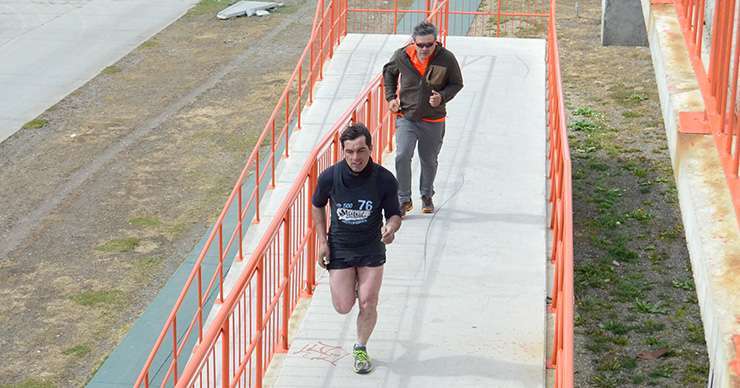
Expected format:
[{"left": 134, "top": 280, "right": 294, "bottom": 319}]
[{"left": 415, "top": 42, "right": 435, "bottom": 48}]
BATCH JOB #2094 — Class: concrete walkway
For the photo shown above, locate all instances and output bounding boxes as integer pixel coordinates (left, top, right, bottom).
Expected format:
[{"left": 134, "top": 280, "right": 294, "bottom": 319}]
[
  {"left": 235, "top": 34, "right": 548, "bottom": 387},
  {"left": 0, "top": 0, "right": 197, "bottom": 143}
]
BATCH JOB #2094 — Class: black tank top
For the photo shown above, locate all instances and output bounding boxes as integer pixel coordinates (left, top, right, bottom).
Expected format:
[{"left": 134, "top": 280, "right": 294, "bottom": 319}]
[{"left": 328, "top": 162, "right": 385, "bottom": 259}]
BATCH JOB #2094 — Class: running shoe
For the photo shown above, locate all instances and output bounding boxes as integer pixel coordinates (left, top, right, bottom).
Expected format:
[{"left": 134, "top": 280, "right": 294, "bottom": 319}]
[{"left": 352, "top": 345, "right": 373, "bottom": 374}]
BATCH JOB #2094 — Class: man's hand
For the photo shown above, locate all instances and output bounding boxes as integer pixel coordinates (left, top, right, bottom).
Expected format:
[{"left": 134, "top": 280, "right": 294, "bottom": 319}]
[
  {"left": 381, "top": 224, "right": 396, "bottom": 245},
  {"left": 388, "top": 98, "right": 401, "bottom": 113},
  {"left": 429, "top": 90, "right": 442, "bottom": 107},
  {"left": 318, "top": 240, "right": 330, "bottom": 269}
]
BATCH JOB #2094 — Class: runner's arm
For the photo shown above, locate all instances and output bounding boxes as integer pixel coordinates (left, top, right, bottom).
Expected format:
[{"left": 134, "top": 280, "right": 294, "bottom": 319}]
[
  {"left": 379, "top": 168, "right": 402, "bottom": 244},
  {"left": 311, "top": 168, "right": 333, "bottom": 267},
  {"left": 381, "top": 215, "right": 401, "bottom": 244},
  {"left": 438, "top": 52, "right": 463, "bottom": 103},
  {"left": 382, "top": 51, "right": 401, "bottom": 102}
]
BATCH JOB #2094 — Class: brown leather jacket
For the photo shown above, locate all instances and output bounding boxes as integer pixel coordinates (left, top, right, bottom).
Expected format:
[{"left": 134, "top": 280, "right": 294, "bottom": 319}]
[{"left": 382, "top": 44, "right": 464, "bottom": 121}]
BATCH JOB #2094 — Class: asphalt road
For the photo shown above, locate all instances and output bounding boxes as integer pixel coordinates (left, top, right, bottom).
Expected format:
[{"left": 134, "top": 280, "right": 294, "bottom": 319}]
[{"left": 0, "top": 0, "right": 198, "bottom": 143}]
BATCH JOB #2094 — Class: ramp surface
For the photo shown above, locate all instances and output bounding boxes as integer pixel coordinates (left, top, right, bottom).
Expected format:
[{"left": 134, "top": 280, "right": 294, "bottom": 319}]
[{"left": 268, "top": 34, "right": 548, "bottom": 387}]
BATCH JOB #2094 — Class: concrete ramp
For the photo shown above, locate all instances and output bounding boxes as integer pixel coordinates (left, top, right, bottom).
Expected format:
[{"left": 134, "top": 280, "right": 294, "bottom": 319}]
[{"left": 268, "top": 35, "right": 547, "bottom": 387}]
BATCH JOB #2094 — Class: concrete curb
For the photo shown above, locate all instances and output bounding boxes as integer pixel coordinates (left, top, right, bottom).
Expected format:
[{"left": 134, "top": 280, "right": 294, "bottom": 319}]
[{"left": 640, "top": 2, "right": 740, "bottom": 387}]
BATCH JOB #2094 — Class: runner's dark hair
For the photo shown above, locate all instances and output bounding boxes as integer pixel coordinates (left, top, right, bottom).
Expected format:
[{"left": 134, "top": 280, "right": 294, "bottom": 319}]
[{"left": 340, "top": 123, "right": 373, "bottom": 149}]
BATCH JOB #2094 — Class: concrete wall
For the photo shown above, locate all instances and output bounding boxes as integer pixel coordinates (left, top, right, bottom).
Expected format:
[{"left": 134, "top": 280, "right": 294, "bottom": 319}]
[
  {"left": 602, "top": 0, "right": 648, "bottom": 46},
  {"left": 639, "top": 2, "right": 740, "bottom": 387}
]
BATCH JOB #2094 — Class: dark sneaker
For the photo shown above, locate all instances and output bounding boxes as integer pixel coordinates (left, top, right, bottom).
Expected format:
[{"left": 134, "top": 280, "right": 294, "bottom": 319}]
[
  {"left": 400, "top": 199, "right": 413, "bottom": 217},
  {"left": 421, "top": 196, "right": 434, "bottom": 213},
  {"left": 352, "top": 345, "right": 373, "bottom": 374}
]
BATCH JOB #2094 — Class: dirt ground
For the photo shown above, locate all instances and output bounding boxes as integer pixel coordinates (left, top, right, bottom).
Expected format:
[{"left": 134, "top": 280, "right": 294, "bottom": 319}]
[
  {"left": 0, "top": 0, "right": 315, "bottom": 385},
  {"left": 555, "top": 0, "right": 710, "bottom": 386}
]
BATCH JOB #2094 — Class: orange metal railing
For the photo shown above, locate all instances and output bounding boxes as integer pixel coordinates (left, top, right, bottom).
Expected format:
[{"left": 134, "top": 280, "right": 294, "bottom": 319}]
[
  {"left": 672, "top": 0, "right": 740, "bottom": 224},
  {"left": 141, "top": 0, "right": 575, "bottom": 386},
  {"left": 171, "top": 0, "right": 452, "bottom": 385},
  {"left": 134, "top": 0, "right": 347, "bottom": 385},
  {"left": 545, "top": 1, "right": 574, "bottom": 386},
  {"left": 175, "top": 75, "right": 397, "bottom": 388},
  {"left": 670, "top": 0, "right": 740, "bottom": 374},
  {"left": 347, "top": 0, "right": 548, "bottom": 36}
]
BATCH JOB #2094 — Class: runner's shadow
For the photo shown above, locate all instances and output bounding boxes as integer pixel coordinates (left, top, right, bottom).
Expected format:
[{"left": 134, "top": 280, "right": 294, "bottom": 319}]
[{"left": 386, "top": 353, "right": 543, "bottom": 385}]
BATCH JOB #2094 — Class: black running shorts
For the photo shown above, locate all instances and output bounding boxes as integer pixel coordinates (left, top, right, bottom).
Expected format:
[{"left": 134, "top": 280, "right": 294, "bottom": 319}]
[{"left": 327, "top": 254, "right": 386, "bottom": 270}]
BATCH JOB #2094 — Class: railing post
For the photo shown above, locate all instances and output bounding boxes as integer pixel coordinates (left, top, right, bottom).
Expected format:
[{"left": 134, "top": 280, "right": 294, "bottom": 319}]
[
  {"left": 306, "top": 163, "right": 318, "bottom": 296},
  {"left": 197, "top": 267, "right": 204, "bottom": 341},
  {"left": 238, "top": 185, "right": 244, "bottom": 261},
  {"left": 319, "top": 0, "right": 325, "bottom": 80},
  {"left": 286, "top": 93, "right": 291, "bottom": 158},
  {"left": 256, "top": 261, "right": 264, "bottom": 388},
  {"left": 309, "top": 41, "right": 315, "bottom": 104},
  {"left": 333, "top": 131, "right": 340, "bottom": 163},
  {"left": 255, "top": 149, "right": 261, "bottom": 224},
  {"left": 219, "top": 223, "right": 225, "bottom": 303},
  {"left": 496, "top": 0, "right": 502, "bottom": 37},
  {"left": 444, "top": 0, "right": 449, "bottom": 44},
  {"left": 271, "top": 120, "right": 276, "bottom": 188},
  {"left": 298, "top": 65, "right": 303, "bottom": 129},
  {"left": 171, "top": 318, "right": 179, "bottom": 385},
  {"left": 329, "top": 0, "right": 335, "bottom": 59},
  {"left": 393, "top": 0, "right": 399, "bottom": 34},
  {"left": 221, "top": 317, "right": 230, "bottom": 388},
  {"left": 280, "top": 209, "right": 291, "bottom": 352}
]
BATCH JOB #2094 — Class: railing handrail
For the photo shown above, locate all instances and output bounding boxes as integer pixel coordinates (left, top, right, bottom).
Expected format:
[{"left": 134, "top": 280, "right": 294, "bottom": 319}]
[
  {"left": 134, "top": 0, "right": 346, "bottom": 384},
  {"left": 670, "top": 0, "right": 740, "bottom": 227},
  {"left": 545, "top": 1, "right": 574, "bottom": 386}
]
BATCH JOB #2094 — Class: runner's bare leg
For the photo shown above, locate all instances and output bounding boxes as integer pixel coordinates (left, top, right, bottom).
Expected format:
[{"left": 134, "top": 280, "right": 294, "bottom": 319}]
[
  {"left": 329, "top": 268, "right": 357, "bottom": 314},
  {"left": 356, "top": 266, "right": 384, "bottom": 345}
]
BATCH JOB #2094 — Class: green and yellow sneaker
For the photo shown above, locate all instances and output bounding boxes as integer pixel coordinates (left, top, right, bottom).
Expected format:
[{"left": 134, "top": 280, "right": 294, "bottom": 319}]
[{"left": 352, "top": 345, "right": 373, "bottom": 374}]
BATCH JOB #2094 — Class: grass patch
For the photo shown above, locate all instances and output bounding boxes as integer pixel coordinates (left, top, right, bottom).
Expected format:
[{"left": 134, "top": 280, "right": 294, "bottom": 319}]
[
  {"left": 140, "top": 39, "right": 159, "bottom": 49},
  {"left": 573, "top": 107, "right": 596, "bottom": 117},
  {"left": 96, "top": 237, "right": 140, "bottom": 253},
  {"left": 590, "top": 373, "right": 620, "bottom": 388},
  {"left": 682, "top": 363, "right": 709, "bottom": 384},
  {"left": 614, "top": 277, "right": 647, "bottom": 302},
  {"left": 622, "top": 110, "right": 642, "bottom": 118},
  {"left": 102, "top": 65, "right": 121, "bottom": 75},
  {"left": 607, "top": 239, "right": 639, "bottom": 262},
  {"left": 585, "top": 330, "right": 612, "bottom": 354},
  {"left": 22, "top": 118, "right": 48, "bottom": 129},
  {"left": 129, "top": 216, "right": 161, "bottom": 228},
  {"left": 627, "top": 208, "right": 653, "bottom": 222},
  {"left": 634, "top": 298, "right": 669, "bottom": 315},
  {"left": 635, "top": 319, "right": 666, "bottom": 334},
  {"left": 134, "top": 256, "right": 164, "bottom": 281},
  {"left": 648, "top": 364, "right": 674, "bottom": 379},
  {"left": 601, "top": 320, "right": 631, "bottom": 335},
  {"left": 576, "top": 261, "right": 615, "bottom": 289},
  {"left": 71, "top": 289, "right": 125, "bottom": 307},
  {"left": 572, "top": 119, "right": 599, "bottom": 132},
  {"left": 190, "top": 0, "right": 233, "bottom": 15},
  {"left": 62, "top": 344, "right": 91, "bottom": 357},
  {"left": 672, "top": 278, "right": 695, "bottom": 291},
  {"left": 0, "top": 380, "right": 57, "bottom": 388},
  {"left": 687, "top": 323, "right": 705, "bottom": 344}
]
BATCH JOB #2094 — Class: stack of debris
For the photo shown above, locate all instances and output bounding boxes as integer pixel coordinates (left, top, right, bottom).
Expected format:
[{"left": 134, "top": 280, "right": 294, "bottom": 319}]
[{"left": 217, "top": 1, "right": 284, "bottom": 19}]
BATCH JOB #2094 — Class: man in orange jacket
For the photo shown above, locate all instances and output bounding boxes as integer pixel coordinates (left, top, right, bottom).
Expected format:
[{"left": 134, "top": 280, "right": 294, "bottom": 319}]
[{"left": 382, "top": 21, "right": 464, "bottom": 215}]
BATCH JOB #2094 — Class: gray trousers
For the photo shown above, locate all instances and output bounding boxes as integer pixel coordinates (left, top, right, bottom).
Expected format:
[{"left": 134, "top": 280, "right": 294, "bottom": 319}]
[{"left": 395, "top": 117, "right": 445, "bottom": 202}]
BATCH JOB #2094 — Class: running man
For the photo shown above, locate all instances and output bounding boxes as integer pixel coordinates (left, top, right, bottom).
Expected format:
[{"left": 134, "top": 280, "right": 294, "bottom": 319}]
[
  {"left": 383, "top": 21, "right": 464, "bottom": 215},
  {"left": 311, "top": 124, "right": 402, "bottom": 374}
]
